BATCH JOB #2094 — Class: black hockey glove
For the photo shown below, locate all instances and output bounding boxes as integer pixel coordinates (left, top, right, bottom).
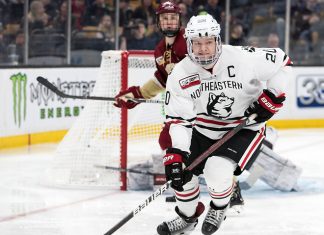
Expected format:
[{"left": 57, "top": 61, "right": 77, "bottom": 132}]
[
  {"left": 245, "top": 89, "right": 285, "bottom": 123},
  {"left": 163, "top": 149, "right": 193, "bottom": 192}
]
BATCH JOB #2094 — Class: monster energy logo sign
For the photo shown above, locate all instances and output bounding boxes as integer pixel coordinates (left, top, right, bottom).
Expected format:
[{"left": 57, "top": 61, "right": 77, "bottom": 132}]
[{"left": 10, "top": 73, "right": 27, "bottom": 127}]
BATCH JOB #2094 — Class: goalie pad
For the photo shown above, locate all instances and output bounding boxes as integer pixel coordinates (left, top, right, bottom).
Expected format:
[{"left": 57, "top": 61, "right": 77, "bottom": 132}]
[
  {"left": 128, "top": 161, "right": 153, "bottom": 191},
  {"left": 251, "top": 144, "right": 302, "bottom": 191},
  {"left": 152, "top": 153, "right": 175, "bottom": 194},
  {"left": 264, "top": 126, "right": 279, "bottom": 149},
  {"left": 127, "top": 153, "right": 169, "bottom": 191}
]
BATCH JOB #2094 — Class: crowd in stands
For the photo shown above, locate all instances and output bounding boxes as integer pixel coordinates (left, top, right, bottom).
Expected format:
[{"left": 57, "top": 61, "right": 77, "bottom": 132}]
[{"left": 0, "top": 0, "right": 324, "bottom": 65}]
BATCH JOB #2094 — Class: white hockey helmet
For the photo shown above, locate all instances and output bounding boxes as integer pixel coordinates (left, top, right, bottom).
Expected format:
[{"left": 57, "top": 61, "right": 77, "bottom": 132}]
[{"left": 185, "top": 14, "right": 222, "bottom": 68}]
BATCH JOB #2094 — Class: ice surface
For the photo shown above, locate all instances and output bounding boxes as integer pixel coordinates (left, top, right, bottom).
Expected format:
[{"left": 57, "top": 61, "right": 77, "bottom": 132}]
[{"left": 0, "top": 129, "right": 324, "bottom": 235}]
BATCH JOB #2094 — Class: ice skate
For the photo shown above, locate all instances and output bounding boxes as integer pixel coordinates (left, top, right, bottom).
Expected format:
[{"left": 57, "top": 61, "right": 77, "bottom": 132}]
[
  {"left": 229, "top": 181, "right": 245, "bottom": 215},
  {"left": 201, "top": 202, "right": 228, "bottom": 235},
  {"left": 157, "top": 202, "right": 205, "bottom": 235}
]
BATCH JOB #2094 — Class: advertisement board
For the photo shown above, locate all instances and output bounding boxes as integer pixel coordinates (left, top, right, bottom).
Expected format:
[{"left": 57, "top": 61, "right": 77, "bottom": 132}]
[{"left": 0, "top": 68, "right": 97, "bottom": 138}]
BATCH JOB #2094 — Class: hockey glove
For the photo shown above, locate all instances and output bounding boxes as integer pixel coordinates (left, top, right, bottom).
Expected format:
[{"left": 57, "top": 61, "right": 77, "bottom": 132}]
[
  {"left": 163, "top": 149, "right": 193, "bottom": 192},
  {"left": 114, "top": 86, "right": 144, "bottom": 109},
  {"left": 244, "top": 89, "right": 285, "bottom": 123}
]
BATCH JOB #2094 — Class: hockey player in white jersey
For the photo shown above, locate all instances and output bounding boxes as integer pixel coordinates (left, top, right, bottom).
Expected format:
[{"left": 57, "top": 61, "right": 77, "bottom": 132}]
[{"left": 157, "top": 14, "right": 293, "bottom": 235}]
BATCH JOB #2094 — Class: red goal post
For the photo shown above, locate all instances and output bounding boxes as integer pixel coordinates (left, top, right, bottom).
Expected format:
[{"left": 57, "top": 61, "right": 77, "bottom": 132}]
[{"left": 46, "top": 50, "right": 165, "bottom": 190}]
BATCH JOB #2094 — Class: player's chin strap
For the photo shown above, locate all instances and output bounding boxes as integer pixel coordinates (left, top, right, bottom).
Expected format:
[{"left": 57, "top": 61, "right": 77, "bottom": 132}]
[{"left": 103, "top": 114, "right": 257, "bottom": 235}]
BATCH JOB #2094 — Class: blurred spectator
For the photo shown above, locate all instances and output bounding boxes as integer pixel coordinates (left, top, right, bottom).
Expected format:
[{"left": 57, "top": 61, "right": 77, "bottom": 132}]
[
  {"left": 267, "top": 33, "right": 280, "bottom": 48},
  {"left": 229, "top": 23, "right": 246, "bottom": 46},
  {"left": 97, "top": 14, "right": 115, "bottom": 43},
  {"left": 124, "top": 19, "right": 155, "bottom": 50},
  {"left": 84, "top": 0, "right": 111, "bottom": 26},
  {"left": 40, "top": 0, "right": 59, "bottom": 24},
  {"left": 219, "top": 9, "right": 226, "bottom": 42},
  {"left": 28, "top": 0, "right": 49, "bottom": 32},
  {"left": 53, "top": 1, "right": 68, "bottom": 33},
  {"left": 72, "top": 0, "right": 86, "bottom": 30},
  {"left": 178, "top": 2, "right": 190, "bottom": 26},
  {"left": 247, "top": 36, "right": 260, "bottom": 47},
  {"left": 253, "top": 1, "right": 274, "bottom": 22},
  {"left": 14, "top": 31, "right": 25, "bottom": 64},
  {"left": 0, "top": 29, "right": 7, "bottom": 63},
  {"left": 132, "top": 0, "right": 156, "bottom": 25},
  {"left": 147, "top": 23, "right": 163, "bottom": 47},
  {"left": 0, "top": 2, "right": 6, "bottom": 23},
  {"left": 84, "top": 0, "right": 94, "bottom": 7},
  {"left": 4, "top": 0, "right": 24, "bottom": 25},
  {"left": 192, "top": 0, "right": 207, "bottom": 9},
  {"left": 204, "top": 0, "right": 222, "bottom": 23},
  {"left": 119, "top": 0, "right": 133, "bottom": 27},
  {"left": 292, "top": 0, "right": 321, "bottom": 50},
  {"left": 182, "top": 0, "right": 194, "bottom": 18},
  {"left": 271, "top": 0, "right": 286, "bottom": 18},
  {"left": 230, "top": 0, "right": 253, "bottom": 37},
  {"left": 125, "top": 0, "right": 154, "bottom": 41}
]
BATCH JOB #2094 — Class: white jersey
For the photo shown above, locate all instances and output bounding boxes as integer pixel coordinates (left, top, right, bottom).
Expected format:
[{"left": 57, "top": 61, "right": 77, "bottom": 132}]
[{"left": 165, "top": 45, "right": 292, "bottom": 153}]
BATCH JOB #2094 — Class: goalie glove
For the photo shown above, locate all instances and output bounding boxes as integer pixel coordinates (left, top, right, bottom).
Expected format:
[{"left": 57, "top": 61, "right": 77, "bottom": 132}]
[
  {"left": 163, "top": 149, "right": 193, "bottom": 192},
  {"left": 114, "top": 86, "right": 144, "bottom": 109},
  {"left": 244, "top": 89, "right": 285, "bottom": 123}
]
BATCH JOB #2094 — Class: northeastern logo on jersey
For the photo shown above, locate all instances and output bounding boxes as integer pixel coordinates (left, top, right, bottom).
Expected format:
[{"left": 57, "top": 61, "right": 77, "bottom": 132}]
[
  {"left": 179, "top": 74, "right": 201, "bottom": 89},
  {"left": 207, "top": 92, "right": 234, "bottom": 118}
]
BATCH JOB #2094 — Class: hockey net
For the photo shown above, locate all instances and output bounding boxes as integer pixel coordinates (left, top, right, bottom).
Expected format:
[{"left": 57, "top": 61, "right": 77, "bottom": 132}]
[{"left": 46, "top": 50, "right": 165, "bottom": 190}]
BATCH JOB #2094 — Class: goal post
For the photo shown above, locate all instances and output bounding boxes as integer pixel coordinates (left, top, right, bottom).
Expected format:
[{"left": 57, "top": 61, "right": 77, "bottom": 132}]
[{"left": 46, "top": 50, "right": 165, "bottom": 190}]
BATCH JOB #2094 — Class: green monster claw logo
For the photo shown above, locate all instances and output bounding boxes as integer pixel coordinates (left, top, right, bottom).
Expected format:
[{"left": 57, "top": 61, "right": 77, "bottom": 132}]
[{"left": 10, "top": 73, "right": 27, "bottom": 127}]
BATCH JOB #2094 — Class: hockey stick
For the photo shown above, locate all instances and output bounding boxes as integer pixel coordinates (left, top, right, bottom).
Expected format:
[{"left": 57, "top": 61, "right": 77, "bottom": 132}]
[
  {"left": 103, "top": 114, "right": 256, "bottom": 235},
  {"left": 36, "top": 76, "right": 164, "bottom": 104},
  {"left": 94, "top": 165, "right": 156, "bottom": 176}
]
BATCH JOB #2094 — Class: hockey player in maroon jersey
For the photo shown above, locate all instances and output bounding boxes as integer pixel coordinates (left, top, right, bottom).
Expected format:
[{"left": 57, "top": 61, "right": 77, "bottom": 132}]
[
  {"left": 156, "top": 14, "right": 292, "bottom": 235},
  {"left": 114, "top": 1, "right": 186, "bottom": 108}
]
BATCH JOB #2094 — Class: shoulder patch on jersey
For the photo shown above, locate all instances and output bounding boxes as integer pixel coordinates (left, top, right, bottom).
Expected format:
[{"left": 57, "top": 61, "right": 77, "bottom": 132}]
[
  {"left": 241, "top": 46, "right": 255, "bottom": 53},
  {"left": 156, "top": 56, "right": 164, "bottom": 66},
  {"left": 179, "top": 74, "right": 201, "bottom": 89}
]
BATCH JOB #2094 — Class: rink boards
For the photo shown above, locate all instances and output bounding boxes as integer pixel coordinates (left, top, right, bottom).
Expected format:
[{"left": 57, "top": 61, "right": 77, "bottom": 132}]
[{"left": 0, "top": 66, "right": 324, "bottom": 149}]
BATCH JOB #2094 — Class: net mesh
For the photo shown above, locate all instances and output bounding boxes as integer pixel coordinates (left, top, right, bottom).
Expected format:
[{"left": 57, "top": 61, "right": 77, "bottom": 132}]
[{"left": 46, "top": 50, "right": 164, "bottom": 189}]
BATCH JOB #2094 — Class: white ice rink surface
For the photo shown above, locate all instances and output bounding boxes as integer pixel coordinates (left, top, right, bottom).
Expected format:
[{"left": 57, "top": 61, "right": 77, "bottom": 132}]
[{"left": 0, "top": 128, "right": 324, "bottom": 235}]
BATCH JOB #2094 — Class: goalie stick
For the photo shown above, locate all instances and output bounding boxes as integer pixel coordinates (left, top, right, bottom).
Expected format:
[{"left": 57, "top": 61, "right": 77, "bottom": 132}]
[
  {"left": 96, "top": 164, "right": 260, "bottom": 190},
  {"left": 103, "top": 114, "right": 256, "bottom": 235},
  {"left": 36, "top": 76, "right": 164, "bottom": 104},
  {"left": 94, "top": 165, "right": 156, "bottom": 176}
]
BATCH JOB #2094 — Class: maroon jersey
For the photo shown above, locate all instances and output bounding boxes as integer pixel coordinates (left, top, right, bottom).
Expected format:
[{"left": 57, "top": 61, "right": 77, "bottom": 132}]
[{"left": 154, "top": 28, "right": 187, "bottom": 88}]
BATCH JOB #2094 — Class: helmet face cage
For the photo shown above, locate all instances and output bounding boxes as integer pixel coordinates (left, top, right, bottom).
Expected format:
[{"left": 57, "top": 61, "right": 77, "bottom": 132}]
[
  {"left": 156, "top": 1, "right": 181, "bottom": 37},
  {"left": 185, "top": 14, "right": 222, "bottom": 68},
  {"left": 187, "top": 36, "right": 222, "bottom": 67}
]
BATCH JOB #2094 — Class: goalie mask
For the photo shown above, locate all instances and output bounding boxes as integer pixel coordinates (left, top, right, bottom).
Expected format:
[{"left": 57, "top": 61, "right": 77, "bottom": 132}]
[
  {"left": 156, "top": 1, "right": 181, "bottom": 37},
  {"left": 185, "top": 14, "right": 222, "bottom": 68}
]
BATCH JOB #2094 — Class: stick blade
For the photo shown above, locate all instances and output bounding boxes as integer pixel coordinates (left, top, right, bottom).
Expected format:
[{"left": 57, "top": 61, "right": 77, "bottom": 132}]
[{"left": 37, "top": 76, "right": 64, "bottom": 96}]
